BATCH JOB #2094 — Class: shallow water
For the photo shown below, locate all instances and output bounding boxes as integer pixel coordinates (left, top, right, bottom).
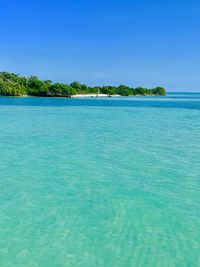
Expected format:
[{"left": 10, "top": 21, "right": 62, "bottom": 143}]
[{"left": 0, "top": 93, "right": 200, "bottom": 266}]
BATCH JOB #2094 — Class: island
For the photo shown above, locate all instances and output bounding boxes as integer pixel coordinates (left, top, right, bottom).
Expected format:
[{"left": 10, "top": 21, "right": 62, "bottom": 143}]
[{"left": 0, "top": 72, "right": 166, "bottom": 97}]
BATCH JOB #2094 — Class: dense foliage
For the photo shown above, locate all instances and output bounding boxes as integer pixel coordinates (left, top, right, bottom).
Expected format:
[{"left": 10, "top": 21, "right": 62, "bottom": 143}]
[{"left": 0, "top": 72, "right": 166, "bottom": 97}]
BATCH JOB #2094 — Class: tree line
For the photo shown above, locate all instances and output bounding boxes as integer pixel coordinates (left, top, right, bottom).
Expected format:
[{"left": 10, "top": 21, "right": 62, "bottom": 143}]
[{"left": 0, "top": 72, "right": 166, "bottom": 97}]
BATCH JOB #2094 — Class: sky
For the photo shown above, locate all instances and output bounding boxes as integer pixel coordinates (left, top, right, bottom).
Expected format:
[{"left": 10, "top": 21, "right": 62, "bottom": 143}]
[{"left": 0, "top": 0, "right": 200, "bottom": 91}]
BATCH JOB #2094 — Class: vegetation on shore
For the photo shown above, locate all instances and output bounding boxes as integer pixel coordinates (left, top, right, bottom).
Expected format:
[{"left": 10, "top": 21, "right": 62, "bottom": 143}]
[{"left": 0, "top": 72, "right": 166, "bottom": 97}]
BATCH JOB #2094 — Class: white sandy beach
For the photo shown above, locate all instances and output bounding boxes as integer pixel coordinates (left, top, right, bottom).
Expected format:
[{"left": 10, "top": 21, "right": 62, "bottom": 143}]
[{"left": 72, "top": 94, "right": 121, "bottom": 98}]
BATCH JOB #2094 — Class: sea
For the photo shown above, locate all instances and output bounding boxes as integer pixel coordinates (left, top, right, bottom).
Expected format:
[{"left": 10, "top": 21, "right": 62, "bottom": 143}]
[{"left": 0, "top": 93, "right": 200, "bottom": 267}]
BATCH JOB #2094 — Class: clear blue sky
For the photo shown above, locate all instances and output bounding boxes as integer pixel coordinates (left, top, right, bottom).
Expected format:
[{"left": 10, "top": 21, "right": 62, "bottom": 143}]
[{"left": 0, "top": 0, "right": 199, "bottom": 91}]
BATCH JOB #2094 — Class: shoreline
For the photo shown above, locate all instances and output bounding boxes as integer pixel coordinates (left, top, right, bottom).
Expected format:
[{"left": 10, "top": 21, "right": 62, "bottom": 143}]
[{"left": 0, "top": 94, "right": 165, "bottom": 98}]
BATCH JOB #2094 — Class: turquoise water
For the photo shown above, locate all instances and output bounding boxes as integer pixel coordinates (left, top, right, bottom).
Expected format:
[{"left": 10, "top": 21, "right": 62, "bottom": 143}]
[{"left": 0, "top": 94, "right": 200, "bottom": 267}]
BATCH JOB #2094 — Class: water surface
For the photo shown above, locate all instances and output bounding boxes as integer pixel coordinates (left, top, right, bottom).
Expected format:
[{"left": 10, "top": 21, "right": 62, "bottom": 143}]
[{"left": 0, "top": 93, "right": 200, "bottom": 266}]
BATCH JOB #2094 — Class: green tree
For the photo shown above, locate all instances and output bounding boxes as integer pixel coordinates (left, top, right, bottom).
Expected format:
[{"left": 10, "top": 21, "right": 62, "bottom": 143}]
[
  {"left": 0, "top": 81, "right": 27, "bottom": 96},
  {"left": 27, "top": 76, "right": 49, "bottom": 96},
  {"left": 49, "top": 83, "right": 76, "bottom": 97},
  {"left": 151, "top": 86, "right": 166, "bottom": 95},
  {"left": 118, "top": 85, "right": 133, "bottom": 96}
]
